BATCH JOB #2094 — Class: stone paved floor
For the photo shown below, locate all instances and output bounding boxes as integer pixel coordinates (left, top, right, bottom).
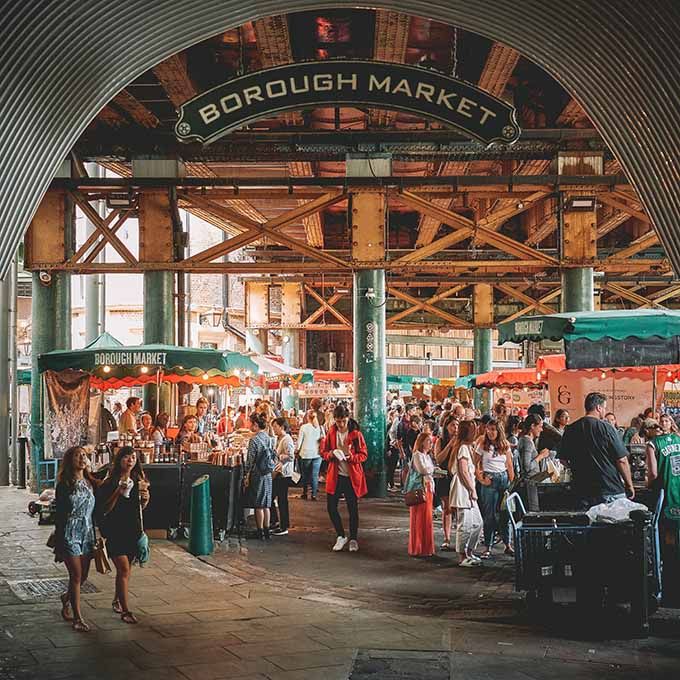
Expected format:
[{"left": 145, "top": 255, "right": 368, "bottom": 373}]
[{"left": 1, "top": 486, "right": 679, "bottom": 680}]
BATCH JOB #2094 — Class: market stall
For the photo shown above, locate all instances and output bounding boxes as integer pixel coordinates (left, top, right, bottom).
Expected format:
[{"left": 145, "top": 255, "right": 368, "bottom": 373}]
[
  {"left": 37, "top": 333, "right": 258, "bottom": 536},
  {"left": 498, "top": 310, "right": 680, "bottom": 620}
]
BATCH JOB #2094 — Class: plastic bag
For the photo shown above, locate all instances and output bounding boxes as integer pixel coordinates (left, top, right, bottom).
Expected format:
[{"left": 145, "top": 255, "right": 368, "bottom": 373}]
[{"left": 586, "top": 497, "right": 648, "bottom": 524}]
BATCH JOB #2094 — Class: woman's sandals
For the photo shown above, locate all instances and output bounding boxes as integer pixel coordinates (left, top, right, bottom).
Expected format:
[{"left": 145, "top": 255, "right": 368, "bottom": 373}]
[
  {"left": 72, "top": 618, "right": 90, "bottom": 632},
  {"left": 60, "top": 592, "right": 73, "bottom": 622},
  {"left": 120, "top": 611, "right": 138, "bottom": 624}
]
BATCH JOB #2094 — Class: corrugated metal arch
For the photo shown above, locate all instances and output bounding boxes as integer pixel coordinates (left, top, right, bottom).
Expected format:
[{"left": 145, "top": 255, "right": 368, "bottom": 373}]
[{"left": 1, "top": 0, "right": 679, "bottom": 278}]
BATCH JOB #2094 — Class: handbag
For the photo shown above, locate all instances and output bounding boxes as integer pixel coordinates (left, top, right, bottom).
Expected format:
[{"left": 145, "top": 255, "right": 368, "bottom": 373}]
[
  {"left": 404, "top": 488, "right": 426, "bottom": 507},
  {"left": 93, "top": 535, "right": 111, "bottom": 574},
  {"left": 46, "top": 531, "right": 57, "bottom": 549},
  {"left": 135, "top": 489, "right": 150, "bottom": 567},
  {"left": 403, "top": 460, "right": 426, "bottom": 507}
]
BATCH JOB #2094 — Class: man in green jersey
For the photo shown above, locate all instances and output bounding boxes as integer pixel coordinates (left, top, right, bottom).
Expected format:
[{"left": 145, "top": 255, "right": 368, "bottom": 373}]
[
  {"left": 647, "top": 427, "right": 680, "bottom": 521},
  {"left": 647, "top": 419, "right": 680, "bottom": 604}
]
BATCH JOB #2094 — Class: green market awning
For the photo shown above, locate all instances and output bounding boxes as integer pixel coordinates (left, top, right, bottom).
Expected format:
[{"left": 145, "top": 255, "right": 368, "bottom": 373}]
[
  {"left": 498, "top": 310, "right": 680, "bottom": 369},
  {"left": 499, "top": 310, "right": 680, "bottom": 344},
  {"left": 38, "top": 334, "right": 258, "bottom": 388},
  {"left": 453, "top": 375, "right": 477, "bottom": 389},
  {"left": 17, "top": 369, "right": 31, "bottom": 385},
  {"left": 387, "top": 375, "right": 440, "bottom": 386}
]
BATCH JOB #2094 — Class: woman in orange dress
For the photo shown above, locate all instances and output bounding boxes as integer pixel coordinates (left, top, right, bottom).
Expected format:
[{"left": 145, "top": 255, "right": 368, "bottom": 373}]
[{"left": 408, "top": 432, "right": 435, "bottom": 557}]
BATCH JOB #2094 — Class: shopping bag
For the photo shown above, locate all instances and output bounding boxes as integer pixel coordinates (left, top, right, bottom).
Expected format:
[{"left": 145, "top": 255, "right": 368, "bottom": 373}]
[{"left": 93, "top": 537, "right": 111, "bottom": 574}]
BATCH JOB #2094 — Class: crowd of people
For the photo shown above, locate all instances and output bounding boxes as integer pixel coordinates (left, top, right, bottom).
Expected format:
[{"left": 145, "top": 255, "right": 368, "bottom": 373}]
[{"left": 55, "top": 387, "right": 679, "bottom": 632}]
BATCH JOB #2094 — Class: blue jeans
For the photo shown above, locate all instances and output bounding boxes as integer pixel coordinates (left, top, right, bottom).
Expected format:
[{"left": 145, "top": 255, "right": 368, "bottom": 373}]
[
  {"left": 478, "top": 471, "right": 510, "bottom": 548},
  {"left": 300, "top": 458, "right": 322, "bottom": 496}
]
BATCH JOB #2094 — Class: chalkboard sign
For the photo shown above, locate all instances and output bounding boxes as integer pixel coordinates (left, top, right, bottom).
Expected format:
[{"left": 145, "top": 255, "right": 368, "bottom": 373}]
[{"left": 565, "top": 336, "right": 680, "bottom": 369}]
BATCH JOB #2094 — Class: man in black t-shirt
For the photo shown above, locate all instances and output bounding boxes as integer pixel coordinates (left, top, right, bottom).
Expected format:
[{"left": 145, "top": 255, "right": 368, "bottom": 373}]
[{"left": 560, "top": 392, "right": 635, "bottom": 508}]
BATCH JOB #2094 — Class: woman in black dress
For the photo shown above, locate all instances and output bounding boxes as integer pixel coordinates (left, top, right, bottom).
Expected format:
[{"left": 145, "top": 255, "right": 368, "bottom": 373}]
[{"left": 96, "top": 446, "right": 150, "bottom": 624}]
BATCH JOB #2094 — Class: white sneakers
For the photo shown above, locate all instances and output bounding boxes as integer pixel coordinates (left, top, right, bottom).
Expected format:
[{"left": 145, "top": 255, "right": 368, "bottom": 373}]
[
  {"left": 458, "top": 557, "right": 480, "bottom": 567},
  {"left": 332, "top": 536, "right": 359, "bottom": 552},
  {"left": 332, "top": 536, "right": 349, "bottom": 551}
]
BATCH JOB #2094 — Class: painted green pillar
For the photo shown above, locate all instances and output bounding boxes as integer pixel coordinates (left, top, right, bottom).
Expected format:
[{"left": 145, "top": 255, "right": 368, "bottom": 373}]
[
  {"left": 354, "top": 269, "right": 387, "bottom": 497},
  {"left": 561, "top": 268, "right": 594, "bottom": 312},
  {"left": 30, "top": 272, "right": 70, "bottom": 489},
  {"left": 143, "top": 271, "right": 174, "bottom": 416},
  {"left": 473, "top": 327, "right": 493, "bottom": 414}
]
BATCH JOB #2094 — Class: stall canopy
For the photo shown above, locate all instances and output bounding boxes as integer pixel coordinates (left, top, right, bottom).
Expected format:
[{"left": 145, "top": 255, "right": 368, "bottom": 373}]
[
  {"left": 498, "top": 310, "right": 680, "bottom": 368},
  {"left": 38, "top": 333, "right": 258, "bottom": 389},
  {"left": 475, "top": 368, "right": 546, "bottom": 389},
  {"left": 248, "top": 353, "right": 313, "bottom": 383},
  {"left": 17, "top": 369, "right": 31, "bottom": 385},
  {"left": 453, "top": 375, "right": 477, "bottom": 389},
  {"left": 313, "top": 370, "right": 354, "bottom": 383},
  {"left": 387, "top": 375, "right": 440, "bottom": 392}
]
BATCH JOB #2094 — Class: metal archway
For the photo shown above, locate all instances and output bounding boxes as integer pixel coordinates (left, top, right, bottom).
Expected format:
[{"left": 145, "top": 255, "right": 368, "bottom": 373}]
[{"left": 1, "top": 0, "right": 679, "bottom": 279}]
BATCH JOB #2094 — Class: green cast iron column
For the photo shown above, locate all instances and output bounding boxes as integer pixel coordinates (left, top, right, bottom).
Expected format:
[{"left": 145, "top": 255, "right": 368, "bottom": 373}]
[
  {"left": 561, "top": 268, "right": 595, "bottom": 312},
  {"left": 473, "top": 327, "right": 493, "bottom": 414},
  {"left": 354, "top": 268, "right": 387, "bottom": 497},
  {"left": 30, "top": 272, "right": 70, "bottom": 489},
  {"left": 143, "top": 271, "right": 174, "bottom": 415}
]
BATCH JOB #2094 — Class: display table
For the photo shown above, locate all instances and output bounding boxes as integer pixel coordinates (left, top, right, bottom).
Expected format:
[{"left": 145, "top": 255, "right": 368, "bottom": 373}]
[{"left": 143, "top": 463, "right": 182, "bottom": 531}]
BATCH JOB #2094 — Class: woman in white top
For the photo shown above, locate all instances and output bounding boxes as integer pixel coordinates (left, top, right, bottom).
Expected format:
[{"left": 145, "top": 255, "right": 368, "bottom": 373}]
[
  {"left": 296, "top": 410, "right": 324, "bottom": 500},
  {"left": 475, "top": 419, "right": 515, "bottom": 558},
  {"left": 270, "top": 417, "right": 295, "bottom": 536},
  {"left": 408, "top": 432, "right": 436, "bottom": 557},
  {"left": 449, "top": 420, "right": 483, "bottom": 567}
]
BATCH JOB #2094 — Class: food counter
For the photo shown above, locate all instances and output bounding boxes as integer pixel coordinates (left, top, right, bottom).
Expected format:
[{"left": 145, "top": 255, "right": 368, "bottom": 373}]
[{"left": 95, "top": 430, "right": 251, "bottom": 537}]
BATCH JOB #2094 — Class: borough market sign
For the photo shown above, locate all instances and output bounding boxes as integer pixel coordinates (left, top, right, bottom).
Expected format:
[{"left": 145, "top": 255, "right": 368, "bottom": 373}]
[{"left": 175, "top": 60, "right": 521, "bottom": 146}]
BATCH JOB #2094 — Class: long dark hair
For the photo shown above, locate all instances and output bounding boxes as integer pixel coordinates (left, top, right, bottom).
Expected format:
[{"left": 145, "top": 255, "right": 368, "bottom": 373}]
[
  {"left": 273, "top": 416, "right": 290, "bottom": 433},
  {"left": 439, "top": 415, "right": 459, "bottom": 448},
  {"left": 481, "top": 419, "right": 510, "bottom": 457},
  {"left": 108, "top": 446, "right": 145, "bottom": 484},
  {"left": 57, "top": 446, "right": 98, "bottom": 492},
  {"left": 522, "top": 413, "right": 543, "bottom": 436},
  {"left": 449, "top": 420, "right": 477, "bottom": 474}
]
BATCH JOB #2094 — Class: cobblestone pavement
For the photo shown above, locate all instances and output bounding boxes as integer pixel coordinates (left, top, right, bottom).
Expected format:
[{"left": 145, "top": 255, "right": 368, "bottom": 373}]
[{"left": 1, "top": 487, "right": 679, "bottom": 680}]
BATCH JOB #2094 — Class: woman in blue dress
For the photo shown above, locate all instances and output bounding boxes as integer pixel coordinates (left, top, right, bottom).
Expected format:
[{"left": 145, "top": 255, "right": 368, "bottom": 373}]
[
  {"left": 244, "top": 412, "right": 275, "bottom": 540},
  {"left": 54, "top": 446, "right": 98, "bottom": 632}
]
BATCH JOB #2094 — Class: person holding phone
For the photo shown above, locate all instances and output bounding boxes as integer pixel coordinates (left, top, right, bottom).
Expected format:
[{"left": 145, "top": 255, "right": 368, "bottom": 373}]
[
  {"left": 97, "top": 446, "right": 150, "bottom": 625},
  {"left": 320, "top": 403, "right": 368, "bottom": 553}
]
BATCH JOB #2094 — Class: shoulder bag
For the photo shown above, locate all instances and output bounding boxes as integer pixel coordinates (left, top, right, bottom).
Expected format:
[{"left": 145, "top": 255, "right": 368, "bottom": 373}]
[{"left": 403, "top": 459, "right": 426, "bottom": 507}]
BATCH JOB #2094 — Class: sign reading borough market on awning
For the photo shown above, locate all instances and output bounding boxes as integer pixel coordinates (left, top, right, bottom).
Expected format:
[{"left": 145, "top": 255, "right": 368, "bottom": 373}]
[
  {"left": 93, "top": 352, "right": 168, "bottom": 367},
  {"left": 175, "top": 60, "right": 521, "bottom": 146}
]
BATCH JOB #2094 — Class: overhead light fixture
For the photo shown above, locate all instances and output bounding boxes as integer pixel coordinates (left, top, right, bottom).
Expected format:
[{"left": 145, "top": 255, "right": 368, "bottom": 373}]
[
  {"left": 564, "top": 196, "right": 596, "bottom": 212},
  {"left": 105, "top": 192, "right": 134, "bottom": 209},
  {"left": 103, "top": 365, "right": 111, "bottom": 373},
  {"left": 140, "top": 366, "right": 149, "bottom": 374},
  {"left": 202, "top": 373, "right": 210, "bottom": 380},
  {"left": 282, "top": 335, "right": 290, "bottom": 344}
]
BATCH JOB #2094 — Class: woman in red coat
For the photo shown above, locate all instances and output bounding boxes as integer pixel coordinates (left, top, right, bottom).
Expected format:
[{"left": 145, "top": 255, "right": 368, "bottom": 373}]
[{"left": 320, "top": 403, "right": 368, "bottom": 553}]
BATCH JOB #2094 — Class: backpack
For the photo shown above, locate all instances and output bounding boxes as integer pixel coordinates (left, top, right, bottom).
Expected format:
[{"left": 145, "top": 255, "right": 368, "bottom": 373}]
[{"left": 256, "top": 442, "right": 277, "bottom": 475}]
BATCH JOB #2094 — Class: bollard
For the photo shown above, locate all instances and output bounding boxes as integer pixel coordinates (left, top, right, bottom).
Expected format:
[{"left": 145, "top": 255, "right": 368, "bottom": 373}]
[{"left": 189, "top": 474, "right": 214, "bottom": 556}]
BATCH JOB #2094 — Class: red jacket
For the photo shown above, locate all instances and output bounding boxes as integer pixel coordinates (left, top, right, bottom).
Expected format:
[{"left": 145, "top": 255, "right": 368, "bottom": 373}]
[{"left": 321, "top": 425, "right": 368, "bottom": 498}]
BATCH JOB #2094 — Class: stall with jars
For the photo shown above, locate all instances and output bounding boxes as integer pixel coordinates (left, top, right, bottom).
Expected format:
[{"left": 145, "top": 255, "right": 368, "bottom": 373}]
[{"left": 37, "top": 332, "right": 258, "bottom": 537}]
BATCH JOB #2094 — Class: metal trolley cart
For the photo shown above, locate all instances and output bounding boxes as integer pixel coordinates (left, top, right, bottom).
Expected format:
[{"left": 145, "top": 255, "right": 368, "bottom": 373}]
[{"left": 507, "top": 491, "right": 664, "bottom": 636}]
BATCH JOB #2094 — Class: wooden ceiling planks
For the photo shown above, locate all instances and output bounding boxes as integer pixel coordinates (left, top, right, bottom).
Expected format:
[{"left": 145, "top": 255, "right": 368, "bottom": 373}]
[
  {"left": 152, "top": 53, "right": 197, "bottom": 107},
  {"left": 369, "top": 11, "right": 411, "bottom": 128}
]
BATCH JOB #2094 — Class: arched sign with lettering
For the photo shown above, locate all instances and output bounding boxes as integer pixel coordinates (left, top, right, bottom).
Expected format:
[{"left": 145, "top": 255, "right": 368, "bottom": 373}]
[{"left": 175, "top": 60, "right": 521, "bottom": 146}]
